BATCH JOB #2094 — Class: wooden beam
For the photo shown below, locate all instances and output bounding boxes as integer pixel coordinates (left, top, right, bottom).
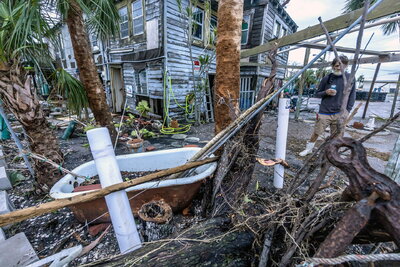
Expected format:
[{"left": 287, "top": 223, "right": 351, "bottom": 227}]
[
  {"left": 241, "top": 0, "right": 400, "bottom": 58},
  {"left": 362, "top": 63, "right": 381, "bottom": 119},
  {"left": 0, "top": 157, "right": 219, "bottom": 227},
  {"left": 298, "top": 42, "right": 388, "bottom": 56},
  {"left": 240, "top": 53, "right": 400, "bottom": 69}
]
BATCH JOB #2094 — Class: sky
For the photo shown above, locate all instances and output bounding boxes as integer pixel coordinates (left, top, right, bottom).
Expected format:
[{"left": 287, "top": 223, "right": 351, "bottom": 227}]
[{"left": 285, "top": 0, "right": 399, "bottom": 83}]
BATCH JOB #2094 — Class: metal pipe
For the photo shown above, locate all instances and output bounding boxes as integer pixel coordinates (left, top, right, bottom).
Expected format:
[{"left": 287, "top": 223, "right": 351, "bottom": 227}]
[
  {"left": 274, "top": 98, "right": 290, "bottom": 188},
  {"left": 87, "top": 128, "right": 142, "bottom": 254},
  {"left": 0, "top": 104, "right": 34, "bottom": 177},
  {"left": 203, "top": 0, "right": 385, "bottom": 157}
]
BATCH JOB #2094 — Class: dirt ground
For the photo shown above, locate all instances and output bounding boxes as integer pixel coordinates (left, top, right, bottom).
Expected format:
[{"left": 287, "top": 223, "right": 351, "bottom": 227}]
[{"left": 2, "top": 108, "right": 399, "bottom": 265}]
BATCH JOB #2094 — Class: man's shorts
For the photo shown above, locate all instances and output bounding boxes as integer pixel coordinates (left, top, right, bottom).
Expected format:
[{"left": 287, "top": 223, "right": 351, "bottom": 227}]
[{"left": 313, "top": 113, "right": 341, "bottom": 136}]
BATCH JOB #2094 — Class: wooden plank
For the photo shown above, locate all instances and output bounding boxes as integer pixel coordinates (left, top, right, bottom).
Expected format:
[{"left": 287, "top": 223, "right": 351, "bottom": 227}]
[
  {"left": 298, "top": 42, "right": 388, "bottom": 56},
  {"left": 241, "top": 53, "right": 400, "bottom": 68},
  {"left": 241, "top": 0, "right": 400, "bottom": 58}
]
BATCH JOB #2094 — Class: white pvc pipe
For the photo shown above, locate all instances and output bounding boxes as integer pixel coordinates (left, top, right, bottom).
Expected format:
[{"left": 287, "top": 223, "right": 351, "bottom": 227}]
[
  {"left": 86, "top": 128, "right": 142, "bottom": 254},
  {"left": 274, "top": 98, "right": 290, "bottom": 189}
]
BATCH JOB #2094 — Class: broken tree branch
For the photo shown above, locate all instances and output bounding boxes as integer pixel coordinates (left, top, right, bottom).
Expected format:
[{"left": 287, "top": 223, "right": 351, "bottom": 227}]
[{"left": 0, "top": 157, "right": 218, "bottom": 227}]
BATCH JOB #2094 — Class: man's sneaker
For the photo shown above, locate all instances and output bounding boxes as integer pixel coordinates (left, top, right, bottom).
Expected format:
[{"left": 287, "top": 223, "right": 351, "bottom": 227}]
[{"left": 299, "top": 142, "right": 315, "bottom": 157}]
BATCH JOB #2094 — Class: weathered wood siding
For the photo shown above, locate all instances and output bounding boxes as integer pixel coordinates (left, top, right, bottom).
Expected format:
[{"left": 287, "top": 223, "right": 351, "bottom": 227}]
[
  {"left": 258, "top": 0, "right": 296, "bottom": 81},
  {"left": 108, "top": 0, "right": 164, "bottom": 113},
  {"left": 165, "top": 0, "right": 217, "bottom": 117}
]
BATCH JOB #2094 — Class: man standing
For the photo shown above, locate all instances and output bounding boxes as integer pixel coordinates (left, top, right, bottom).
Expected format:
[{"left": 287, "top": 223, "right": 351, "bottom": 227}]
[{"left": 299, "top": 55, "right": 356, "bottom": 156}]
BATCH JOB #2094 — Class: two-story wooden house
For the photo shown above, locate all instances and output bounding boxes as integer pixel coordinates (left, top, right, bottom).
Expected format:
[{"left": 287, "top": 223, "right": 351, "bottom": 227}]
[{"left": 56, "top": 0, "right": 297, "bottom": 120}]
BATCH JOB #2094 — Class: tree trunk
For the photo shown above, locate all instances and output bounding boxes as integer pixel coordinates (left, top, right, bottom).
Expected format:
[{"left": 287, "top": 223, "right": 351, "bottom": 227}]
[
  {"left": 212, "top": 49, "right": 278, "bottom": 215},
  {"left": 214, "top": 0, "right": 244, "bottom": 134},
  {"left": 86, "top": 218, "right": 254, "bottom": 266},
  {"left": 0, "top": 63, "right": 63, "bottom": 189},
  {"left": 66, "top": 0, "right": 116, "bottom": 140}
]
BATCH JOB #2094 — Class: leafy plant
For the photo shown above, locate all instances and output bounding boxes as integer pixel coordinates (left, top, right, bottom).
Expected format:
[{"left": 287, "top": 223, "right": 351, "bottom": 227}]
[
  {"left": 51, "top": 68, "right": 89, "bottom": 116},
  {"left": 131, "top": 128, "right": 155, "bottom": 139},
  {"left": 136, "top": 100, "right": 150, "bottom": 118}
]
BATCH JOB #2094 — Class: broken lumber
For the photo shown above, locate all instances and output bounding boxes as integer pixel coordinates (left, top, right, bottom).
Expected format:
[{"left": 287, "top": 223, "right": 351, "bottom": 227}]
[{"left": 0, "top": 157, "right": 218, "bottom": 227}]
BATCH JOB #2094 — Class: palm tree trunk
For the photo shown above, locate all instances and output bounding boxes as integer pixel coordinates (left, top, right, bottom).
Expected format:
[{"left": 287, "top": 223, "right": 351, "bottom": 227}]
[
  {"left": 66, "top": 0, "right": 116, "bottom": 140},
  {"left": 0, "top": 63, "right": 63, "bottom": 189},
  {"left": 214, "top": 0, "right": 244, "bottom": 134}
]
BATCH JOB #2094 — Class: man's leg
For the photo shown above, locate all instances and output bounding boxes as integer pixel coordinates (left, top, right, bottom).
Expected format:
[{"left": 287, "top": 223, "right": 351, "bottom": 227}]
[{"left": 299, "top": 114, "right": 328, "bottom": 156}]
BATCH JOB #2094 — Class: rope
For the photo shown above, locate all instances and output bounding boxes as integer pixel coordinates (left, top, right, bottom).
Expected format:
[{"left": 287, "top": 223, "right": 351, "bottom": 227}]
[
  {"left": 298, "top": 253, "right": 400, "bottom": 266},
  {"left": 161, "top": 70, "right": 193, "bottom": 134}
]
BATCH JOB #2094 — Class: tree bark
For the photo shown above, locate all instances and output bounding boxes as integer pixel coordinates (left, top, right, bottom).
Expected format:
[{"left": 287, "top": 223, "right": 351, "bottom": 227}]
[
  {"left": 86, "top": 218, "right": 254, "bottom": 267},
  {"left": 66, "top": 0, "right": 116, "bottom": 140},
  {"left": 0, "top": 63, "right": 63, "bottom": 189},
  {"left": 212, "top": 49, "right": 278, "bottom": 215},
  {"left": 214, "top": 0, "right": 244, "bottom": 134}
]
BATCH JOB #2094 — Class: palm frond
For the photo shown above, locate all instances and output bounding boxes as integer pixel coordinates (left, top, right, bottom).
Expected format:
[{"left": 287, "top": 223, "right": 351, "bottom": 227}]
[
  {"left": 0, "top": 0, "right": 56, "bottom": 66},
  {"left": 51, "top": 68, "right": 89, "bottom": 116},
  {"left": 79, "top": 0, "right": 120, "bottom": 41},
  {"left": 343, "top": 0, "right": 399, "bottom": 37}
]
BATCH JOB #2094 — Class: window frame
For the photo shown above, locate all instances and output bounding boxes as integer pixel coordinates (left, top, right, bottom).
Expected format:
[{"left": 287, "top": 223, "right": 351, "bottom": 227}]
[
  {"left": 273, "top": 16, "right": 288, "bottom": 38},
  {"left": 241, "top": 14, "right": 251, "bottom": 45},
  {"left": 119, "top": 6, "right": 129, "bottom": 39},
  {"left": 192, "top": 7, "right": 204, "bottom": 41},
  {"left": 135, "top": 69, "right": 148, "bottom": 96},
  {"left": 209, "top": 15, "right": 218, "bottom": 45},
  {"left": 132, "top": 0, "right": 144, "bottom": 36}
]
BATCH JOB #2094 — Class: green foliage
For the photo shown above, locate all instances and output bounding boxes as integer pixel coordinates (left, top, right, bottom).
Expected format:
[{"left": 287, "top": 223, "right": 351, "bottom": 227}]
[
  {"left": 0, "top": 0, "right": 55, "bottom": 65},
  {"left": 131, "top": 128, "right": 155, "bottom": 139},
  {"left": 136, "top": 100, "right": 150, "bottom": 118},
  {"left": 51, "top": 68, "right": 89, "bottom": 116},
  {"left": 343, "top": 0, "right": 399, "bottom": 36}
]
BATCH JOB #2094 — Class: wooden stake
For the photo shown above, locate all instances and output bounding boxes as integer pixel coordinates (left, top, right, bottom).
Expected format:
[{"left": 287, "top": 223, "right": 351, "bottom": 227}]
[{"left": 0, "top": 157, "right": 219, "bottom": 227}]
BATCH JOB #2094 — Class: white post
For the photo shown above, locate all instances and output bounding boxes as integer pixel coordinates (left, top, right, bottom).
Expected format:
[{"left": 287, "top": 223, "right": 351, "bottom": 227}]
[
  {"left": 86, "top": 128, "right": 142, "bottom": 254},
  {"left": 274, "top": 98, "right": 290, "bottom": 189}
]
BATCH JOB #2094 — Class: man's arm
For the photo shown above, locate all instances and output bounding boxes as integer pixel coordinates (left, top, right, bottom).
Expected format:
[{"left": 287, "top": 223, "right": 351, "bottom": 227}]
[
  {"left": 346, "top": 81, "right": 356, "bottom": 112},
  {"left": 315, "top": 76, "right": 328, "bottom": 98}
]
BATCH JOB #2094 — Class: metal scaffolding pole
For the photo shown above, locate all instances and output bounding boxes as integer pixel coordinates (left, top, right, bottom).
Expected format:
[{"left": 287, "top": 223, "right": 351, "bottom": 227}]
[{"left": 362, "top": 63, "right": 381, "bottom": 119}]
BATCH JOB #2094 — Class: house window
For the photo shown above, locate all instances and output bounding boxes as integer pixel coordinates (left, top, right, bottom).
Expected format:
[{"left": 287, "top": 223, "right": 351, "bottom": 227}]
[
  {"left": 282, "top": 28, "right": 287, "bottom": 37},
  {"left": 132, "top": 0, "right": 144, "bottom": 35},
  {"left": 210, "top": 16, "right": 217, "bottom": 43},
  {"left": 273, "top": 20, "right": 281, "bottom": 38},
  {"left": 90, "top": 33, "right": 98, "bottom": 47},
  {"left": 119, "top": 7, "right": 129, "bottom": 38},
  {"left": 135, "top": 69, "right": 147, "bottom": 95},
  {"left": 59, "top": 34, "right": 65, "bottom": 60},
  {"left": 241, "top": 15, "right": 250, "bottom": 44},
  {"left": 192, "top": 8, "right": 204, "bottom": 40}
]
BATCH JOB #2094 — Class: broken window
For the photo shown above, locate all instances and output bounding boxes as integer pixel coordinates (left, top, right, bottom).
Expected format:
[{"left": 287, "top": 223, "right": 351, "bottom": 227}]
[
  {"left": 241, "top": 14, "right": 250, "bottom": 44},
  {"left": 119, "top": 7, "right": 129, "bottom": 39},
  {"left": 132, "top": 0, "right": 144, "bottom": 35},
  {"left": 135, "top": 69, "right": 148, "bottom": 95},
  {"left": 192, "top": 8, "right": 204, "bottom": 40}
]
